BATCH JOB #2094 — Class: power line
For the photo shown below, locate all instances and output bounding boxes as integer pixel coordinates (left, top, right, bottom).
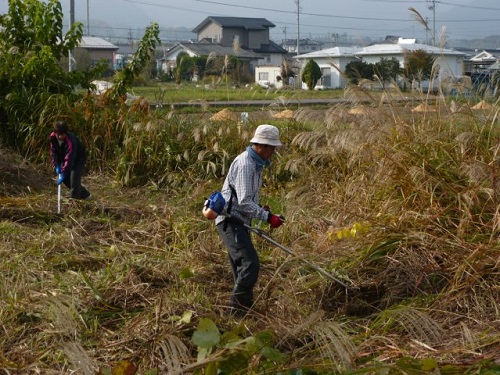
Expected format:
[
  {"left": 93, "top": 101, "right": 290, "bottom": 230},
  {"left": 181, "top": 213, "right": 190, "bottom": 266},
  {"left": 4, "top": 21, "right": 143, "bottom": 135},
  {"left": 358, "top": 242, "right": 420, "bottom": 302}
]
[
  {"left": 117, "top": 0, "right": 500, "bottom": 23},
  {"left": 121, "top": 0, "right": 410, "bottom": 22},
  {"left": 361, "top": 0, "right": 500, "bottom": 10},
  {"left": 79, "top": 0, "right": 500, "bottom": 43}
]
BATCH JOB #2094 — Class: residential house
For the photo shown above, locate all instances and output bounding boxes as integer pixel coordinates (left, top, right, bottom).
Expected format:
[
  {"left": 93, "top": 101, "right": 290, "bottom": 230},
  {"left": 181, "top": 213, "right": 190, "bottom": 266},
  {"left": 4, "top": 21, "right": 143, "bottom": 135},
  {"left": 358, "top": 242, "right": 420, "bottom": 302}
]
[
  {"left": 254, "top": 65, "right": 283, "bottom": 88},
  {"left": 161, "top": 16, "right": 288, "bottom": 81},
  {"left": 356, "top": 40, "right": 465, "bottom": 90},
  {"left": 462, "top": 49, "right": 500, "bottom": 88},
  {"left": 292, "top": 46, "right": 359, "bottom": 89},
  {"left": 467, "top": 50, "right": 499, "bottom": 73},
  {"left": 75, "top": 36, "right": 118, "bottom": 71},
  {"left": 294, "top": 39, "right": 465, "bottom": 90},
  {"left": 161, "top": 42, "right": 261, "bottom": 81},
  {"left": 282, "top": 38, "right": 324, "bottom": 55}
]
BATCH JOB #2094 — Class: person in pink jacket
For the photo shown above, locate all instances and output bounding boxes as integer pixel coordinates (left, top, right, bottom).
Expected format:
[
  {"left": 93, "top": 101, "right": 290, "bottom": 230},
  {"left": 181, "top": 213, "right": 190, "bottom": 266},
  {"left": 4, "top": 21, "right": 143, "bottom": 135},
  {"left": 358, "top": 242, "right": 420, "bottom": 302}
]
[{"left": 49, "top": 121, "right": 91, "bottom": 200}]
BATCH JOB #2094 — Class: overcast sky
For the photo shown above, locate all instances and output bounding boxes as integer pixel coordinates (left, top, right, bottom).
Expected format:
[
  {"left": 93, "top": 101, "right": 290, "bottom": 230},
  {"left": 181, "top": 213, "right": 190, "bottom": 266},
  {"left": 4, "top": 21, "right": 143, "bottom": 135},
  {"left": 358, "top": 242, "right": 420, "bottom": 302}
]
[{"left": 1, "top": 0, "right": 499, "bottom": 42}]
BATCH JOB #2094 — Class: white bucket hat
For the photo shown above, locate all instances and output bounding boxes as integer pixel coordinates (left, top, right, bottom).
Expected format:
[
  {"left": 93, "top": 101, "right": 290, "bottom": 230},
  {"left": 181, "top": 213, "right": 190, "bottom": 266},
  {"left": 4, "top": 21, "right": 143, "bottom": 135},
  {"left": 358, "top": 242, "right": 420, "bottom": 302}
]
[{"left": 250, "top": 124, "right": 282, "bottom": 146}]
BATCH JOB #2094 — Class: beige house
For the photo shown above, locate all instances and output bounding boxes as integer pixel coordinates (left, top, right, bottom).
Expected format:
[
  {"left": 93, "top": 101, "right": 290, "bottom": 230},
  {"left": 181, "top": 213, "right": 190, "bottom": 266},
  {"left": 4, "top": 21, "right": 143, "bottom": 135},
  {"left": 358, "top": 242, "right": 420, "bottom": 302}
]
[
  {"left": 160, "top": 16, "right": 288, "bottom": 81},
  {"left": 75, "top": 36, "right": 118, "bottom": 70},
  {"left": 193, "top": 17, "right": 275, "bottom": 50}
]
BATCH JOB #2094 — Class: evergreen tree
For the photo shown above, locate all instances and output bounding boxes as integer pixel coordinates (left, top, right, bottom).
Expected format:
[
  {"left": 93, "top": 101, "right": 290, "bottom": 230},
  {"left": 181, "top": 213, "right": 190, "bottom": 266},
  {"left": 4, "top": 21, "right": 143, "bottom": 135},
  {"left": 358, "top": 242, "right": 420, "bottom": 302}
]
[{"left": 302, "top": 59, "right": 322, "bottom": 90}]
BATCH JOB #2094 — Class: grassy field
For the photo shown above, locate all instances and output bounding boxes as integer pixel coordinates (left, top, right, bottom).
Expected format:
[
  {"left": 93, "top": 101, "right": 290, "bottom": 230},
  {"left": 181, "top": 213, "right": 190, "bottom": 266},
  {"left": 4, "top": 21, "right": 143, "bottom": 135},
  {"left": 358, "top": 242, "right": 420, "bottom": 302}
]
[
  {"left": 128, "top": 81, "right": 356, "bottom": 103},
  {"left": 1, "top": 91, "right": 499, "bottom": 374}
]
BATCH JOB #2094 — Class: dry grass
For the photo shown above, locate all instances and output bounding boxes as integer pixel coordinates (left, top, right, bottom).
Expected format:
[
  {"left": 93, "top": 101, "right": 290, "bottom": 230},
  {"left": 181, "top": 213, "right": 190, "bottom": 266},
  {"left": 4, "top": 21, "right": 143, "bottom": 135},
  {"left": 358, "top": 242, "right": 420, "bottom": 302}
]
[{"left": 0, "top": 94, "right": 499, "bottom": 373}]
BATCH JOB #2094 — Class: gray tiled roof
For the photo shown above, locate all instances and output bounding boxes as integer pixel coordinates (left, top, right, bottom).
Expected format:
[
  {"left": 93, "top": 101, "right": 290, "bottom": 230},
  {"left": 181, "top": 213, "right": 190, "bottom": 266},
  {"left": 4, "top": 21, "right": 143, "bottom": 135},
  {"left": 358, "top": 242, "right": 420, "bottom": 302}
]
[
  {"left": 176, "top": 42, "right": 262, "bottom": 59},
  {"left": 252, "top": 40, "right": 288, "bottom": 54},
  {"left": 80, "top": 36, "right": 118, "bottom": 50},
  {"left": 193, "top": 17, "right": 275, "bottom": 33}
]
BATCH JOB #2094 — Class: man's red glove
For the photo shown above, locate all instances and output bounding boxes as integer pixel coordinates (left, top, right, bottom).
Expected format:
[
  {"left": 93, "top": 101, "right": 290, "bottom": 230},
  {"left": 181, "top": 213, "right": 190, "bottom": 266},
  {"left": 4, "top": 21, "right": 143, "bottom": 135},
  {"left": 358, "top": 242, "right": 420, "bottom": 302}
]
[{"left": 268, "top": 214, "right": 285, "bottom": 228}]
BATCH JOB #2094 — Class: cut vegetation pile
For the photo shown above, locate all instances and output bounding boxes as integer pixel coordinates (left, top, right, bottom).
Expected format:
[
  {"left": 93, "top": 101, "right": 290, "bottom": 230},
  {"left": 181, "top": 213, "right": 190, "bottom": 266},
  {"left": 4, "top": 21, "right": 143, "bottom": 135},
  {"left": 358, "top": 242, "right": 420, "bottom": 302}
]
[
  {"left": 272, "top": 109, "right": 294, "bottom": 119},
  {"left": 209, "top": 107, "right": 238, "bottom": 122},
  {"left": 1, "top": 93, "right": 499, "bottom": 374}
]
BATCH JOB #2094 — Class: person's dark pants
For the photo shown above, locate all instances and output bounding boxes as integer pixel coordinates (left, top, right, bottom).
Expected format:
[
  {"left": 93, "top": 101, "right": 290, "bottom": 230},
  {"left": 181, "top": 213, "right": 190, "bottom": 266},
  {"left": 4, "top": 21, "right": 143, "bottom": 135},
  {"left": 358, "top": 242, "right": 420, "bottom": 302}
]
[
  {"left": 217, "top": 220, "right": 260, "bottom": 311},
  {"left": 63, "top": 159, "right": 90, "bottom": 199}
]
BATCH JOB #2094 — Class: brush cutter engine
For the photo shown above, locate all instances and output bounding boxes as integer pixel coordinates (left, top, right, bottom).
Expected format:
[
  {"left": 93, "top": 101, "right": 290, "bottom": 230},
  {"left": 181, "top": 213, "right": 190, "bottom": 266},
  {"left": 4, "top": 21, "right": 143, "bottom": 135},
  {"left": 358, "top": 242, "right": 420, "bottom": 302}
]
[{"left": 202, "top": 191, "right": 226, "bottom": 220}]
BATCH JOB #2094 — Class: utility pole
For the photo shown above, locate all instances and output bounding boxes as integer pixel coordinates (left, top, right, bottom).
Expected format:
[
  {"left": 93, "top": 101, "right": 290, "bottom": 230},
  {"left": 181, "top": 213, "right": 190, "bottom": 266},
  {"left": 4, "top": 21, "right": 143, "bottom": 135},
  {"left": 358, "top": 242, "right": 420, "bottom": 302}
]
[
  {"left": 425, "top": 17, "right": 429, "bottom": 45},
  {"left": 86, "top": 0, "right": 90, "bottom": 36},
  {"left": 427, "top": 0, "right": 439, "bottom": 46},
  {"left": 295, "top": 0, "right": 300, "bottom": 55},
  {"left": 281, "top": 26, "right": 287, "bottom": 46},
  {"left": 68, "top": 0, "right": 75, "bottom": 72}
]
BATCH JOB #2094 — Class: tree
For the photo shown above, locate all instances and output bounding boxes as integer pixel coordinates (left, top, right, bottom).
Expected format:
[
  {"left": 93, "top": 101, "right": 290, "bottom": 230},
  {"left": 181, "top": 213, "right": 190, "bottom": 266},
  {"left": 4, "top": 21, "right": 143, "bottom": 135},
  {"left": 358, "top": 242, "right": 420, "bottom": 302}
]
[
  {"left": 344, "top": 60, "right": 374, "bottom": 84},
  {"left": 111, "top": 22, "right": 160, "bottom": 96},
  {"left": 373, "top": 58, "right": 401, "bottom": 89},
  {"left": 280, "top": 58, "right": 296, "bottom": 86},
  {"left": 302, "top": 59, "right": 322, "bottom": 90},
  {"left": 404, "top": 49, "right": 435, "bottom": 87},
  {"left": 0, "top": 0, "right": 88, "bottom": 150},
  {"left": 111, "top": 22, "right": 160, "bottom": 98},
  {"left": 174, "top": 52, "right": 196, "bottom": 84},
  {"left": 0, "top": 0, "right": 160, "bottom": 157}
]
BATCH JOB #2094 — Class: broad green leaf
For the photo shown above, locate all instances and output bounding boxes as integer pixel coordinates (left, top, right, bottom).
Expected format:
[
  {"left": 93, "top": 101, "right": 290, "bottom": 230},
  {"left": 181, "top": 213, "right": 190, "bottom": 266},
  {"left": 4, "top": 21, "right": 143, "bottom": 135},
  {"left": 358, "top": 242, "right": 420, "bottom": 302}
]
[
  {"left": 220, "top": 331, "right": 243, "bottom": 346},
  {"left": 421, "top": 358, "right": 438, "bottom": 371},
  {"left": 255, "top": 330, "right": 274, "bottom": 346},
  {"left": 261, "top": 346, "right": 287, "bottom": 364},
  {"left": 192, "top": 318, "right": 221, "bottom": 349},
  {"left": 179, "top": 310, "right": 193, "bottom": 324}
]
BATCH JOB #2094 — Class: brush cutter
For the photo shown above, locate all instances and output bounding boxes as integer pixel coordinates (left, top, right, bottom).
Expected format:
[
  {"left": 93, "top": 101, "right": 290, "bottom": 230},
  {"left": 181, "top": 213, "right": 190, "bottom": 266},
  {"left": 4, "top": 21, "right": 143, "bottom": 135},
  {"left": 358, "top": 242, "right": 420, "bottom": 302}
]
[
  {"left": 244, "top": 222, "right": 352, "bottom": 290},
  {"left": 57, "top": 174, "right": 62, "bottom": 214},
  {"left": 202, "top": 193, "right": 352, "bottom": 289}
]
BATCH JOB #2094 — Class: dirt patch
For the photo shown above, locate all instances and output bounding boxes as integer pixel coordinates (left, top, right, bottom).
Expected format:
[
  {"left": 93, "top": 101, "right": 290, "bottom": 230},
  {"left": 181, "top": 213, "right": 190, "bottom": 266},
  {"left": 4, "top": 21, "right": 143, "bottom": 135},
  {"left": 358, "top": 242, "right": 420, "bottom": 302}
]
[{"left": 0, "top": 147, "right": 51, "bottom": 196}]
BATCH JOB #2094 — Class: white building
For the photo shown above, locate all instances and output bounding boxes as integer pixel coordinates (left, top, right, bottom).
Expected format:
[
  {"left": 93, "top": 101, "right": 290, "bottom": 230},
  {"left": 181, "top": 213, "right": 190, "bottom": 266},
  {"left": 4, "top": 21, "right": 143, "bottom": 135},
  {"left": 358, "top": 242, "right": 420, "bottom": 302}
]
[
  {"left": 292, "top": 47, "right": 359, "bottom": 89},
  {"left": 356, "top": 40, "right": 465, "bottom": 89},
  {"left": 254, "top": 66, "right": 283, "bottom": 88},
  {"left": 293, "top": 39, "right": 465, "bottom": 90}
]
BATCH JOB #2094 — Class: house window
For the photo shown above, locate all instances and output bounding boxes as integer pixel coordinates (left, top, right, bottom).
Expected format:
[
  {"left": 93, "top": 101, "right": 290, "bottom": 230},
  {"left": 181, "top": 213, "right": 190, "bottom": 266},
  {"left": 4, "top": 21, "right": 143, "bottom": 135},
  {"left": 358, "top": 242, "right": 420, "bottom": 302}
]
[
  {"left": 320, "top": 68, "right": 331, "bottom": 87},
  {"left": 259, "top": 72, "right": 269, "bottom": 81}
]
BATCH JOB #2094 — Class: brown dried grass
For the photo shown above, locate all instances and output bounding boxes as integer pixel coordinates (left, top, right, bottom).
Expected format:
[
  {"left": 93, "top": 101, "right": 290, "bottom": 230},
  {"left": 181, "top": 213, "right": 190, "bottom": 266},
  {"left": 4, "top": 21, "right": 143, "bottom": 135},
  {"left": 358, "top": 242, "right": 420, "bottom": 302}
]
[{"left": 0, "top": 97, "right": 498, "bottom": 373}]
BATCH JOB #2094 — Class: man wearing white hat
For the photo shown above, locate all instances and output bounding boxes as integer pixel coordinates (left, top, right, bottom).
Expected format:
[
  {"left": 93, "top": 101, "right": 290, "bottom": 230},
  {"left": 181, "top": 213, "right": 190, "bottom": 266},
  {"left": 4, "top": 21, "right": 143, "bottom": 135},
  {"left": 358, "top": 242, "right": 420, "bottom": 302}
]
[{"left": 215, "top": 124, "right": 285, "bottom": 316}]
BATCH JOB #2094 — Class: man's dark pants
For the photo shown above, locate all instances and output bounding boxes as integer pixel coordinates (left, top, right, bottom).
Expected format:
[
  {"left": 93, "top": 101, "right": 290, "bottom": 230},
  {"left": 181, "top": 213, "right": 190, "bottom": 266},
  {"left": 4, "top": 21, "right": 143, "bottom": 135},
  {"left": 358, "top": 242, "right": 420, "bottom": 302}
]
[
  {"left": 217, "top": 220, "right": 260, "bottom": 311},
  {"left": 63, "top": 159, "right": 90, "bottom": 199}
]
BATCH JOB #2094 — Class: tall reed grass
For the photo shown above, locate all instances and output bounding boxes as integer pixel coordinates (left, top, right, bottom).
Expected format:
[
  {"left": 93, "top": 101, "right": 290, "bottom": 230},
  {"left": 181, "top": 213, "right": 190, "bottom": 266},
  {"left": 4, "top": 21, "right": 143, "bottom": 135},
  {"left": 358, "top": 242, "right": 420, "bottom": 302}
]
[{"left": 1, "top": 80, "right": 498, "bottom": 373}]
